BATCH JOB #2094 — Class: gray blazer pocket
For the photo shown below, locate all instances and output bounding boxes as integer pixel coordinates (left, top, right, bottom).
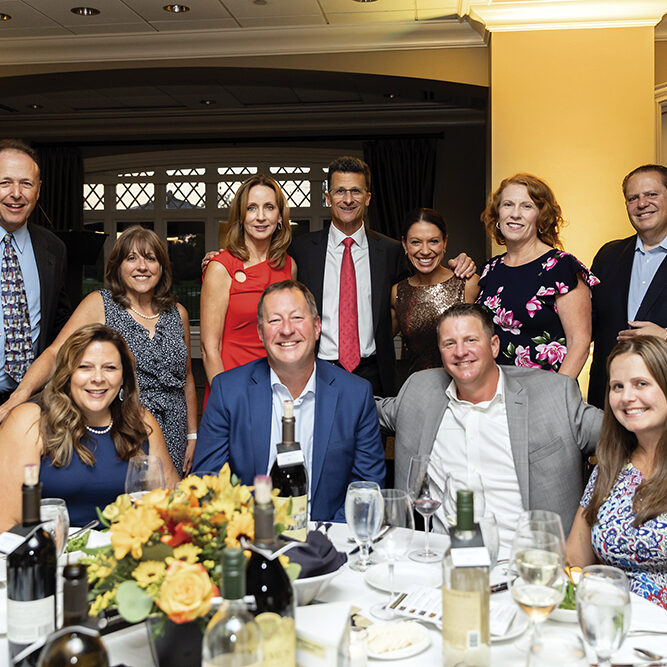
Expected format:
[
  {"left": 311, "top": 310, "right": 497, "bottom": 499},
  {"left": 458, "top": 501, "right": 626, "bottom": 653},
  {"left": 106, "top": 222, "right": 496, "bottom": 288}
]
[{"left": 528, "top": 437, "right": 562, "bottom": 463}]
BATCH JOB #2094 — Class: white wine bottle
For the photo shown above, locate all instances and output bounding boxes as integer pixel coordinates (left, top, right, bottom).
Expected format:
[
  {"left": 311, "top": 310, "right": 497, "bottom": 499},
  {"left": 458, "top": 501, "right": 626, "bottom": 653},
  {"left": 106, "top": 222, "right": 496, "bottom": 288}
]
[
  {"left": 246, "top": 476, "right": 296, "bottom": 667},
  {"left": 37, "top": 563, "right": 109, "bottom": 667},
  {"left": 442, "top": 489, "right": 490, "bottom": 666},
  {"left": 203, "top": 548, "right": 262, "bottom": 667},
  {"left": 269, "top": 400, "right": 308, "bottom": 540},
  {"left": 7, "top": 464, "right": 57, "bottom": 667}
]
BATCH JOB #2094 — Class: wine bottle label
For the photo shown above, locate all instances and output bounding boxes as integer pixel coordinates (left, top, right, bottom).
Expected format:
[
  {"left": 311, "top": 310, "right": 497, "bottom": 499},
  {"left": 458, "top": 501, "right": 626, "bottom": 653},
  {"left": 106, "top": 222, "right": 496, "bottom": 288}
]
[
  {"left": 7, "top": 595, "right": 55, "bottom": 643},
  {"left": 451, "top": 546, "right": 490, "bottom": 568},
  {"left": 275, "top": 495, "right": 308, "bottom": 541},
  {"left": 442, "top": 589, "right": 484, "bottom": 650},
  {"left": 255, "top": 612, "right": 296, "bottom": 667},
  {"left": 0, "top": 531, "right": 25, "bottom": 555},
  {"left": 204, "top": 660, "right": 261, "bottom": 667},
  {"left": 276, "top": 450, "right": 305, "bottom": 467}
]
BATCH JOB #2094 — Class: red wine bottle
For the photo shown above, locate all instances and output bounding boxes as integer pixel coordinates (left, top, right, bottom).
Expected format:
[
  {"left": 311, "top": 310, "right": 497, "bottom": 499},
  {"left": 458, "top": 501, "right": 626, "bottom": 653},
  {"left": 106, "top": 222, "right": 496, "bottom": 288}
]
[{"left": 7, "top": 464, "right": 57, "bottom": 667}]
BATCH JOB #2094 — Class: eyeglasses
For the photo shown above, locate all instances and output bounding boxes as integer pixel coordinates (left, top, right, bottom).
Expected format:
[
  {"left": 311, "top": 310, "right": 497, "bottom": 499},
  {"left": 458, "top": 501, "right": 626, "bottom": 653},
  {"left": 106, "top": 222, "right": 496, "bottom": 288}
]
[{"left": 329, "top": 187, "right": 367, "bottom": 200}]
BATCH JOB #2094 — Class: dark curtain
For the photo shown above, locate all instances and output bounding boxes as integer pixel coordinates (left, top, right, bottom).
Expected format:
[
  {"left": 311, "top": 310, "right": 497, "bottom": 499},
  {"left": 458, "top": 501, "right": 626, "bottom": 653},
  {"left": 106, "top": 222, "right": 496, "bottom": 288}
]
[
  {"left": 33, "top": 146, "right": 84, "bottom": 232},
  {"left": 363, "top": 138, "right": 437, "bottom": 240}
]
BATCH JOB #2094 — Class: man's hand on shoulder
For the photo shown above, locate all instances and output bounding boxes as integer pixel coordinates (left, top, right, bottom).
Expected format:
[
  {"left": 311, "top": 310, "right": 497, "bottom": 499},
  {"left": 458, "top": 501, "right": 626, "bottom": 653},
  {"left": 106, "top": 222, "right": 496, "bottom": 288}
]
[
  {"left": 618, "top": 321, "right": 667, "bottom": 341},
  {"left": 201, "top": 249, "right": 223, "bottom": 273}
]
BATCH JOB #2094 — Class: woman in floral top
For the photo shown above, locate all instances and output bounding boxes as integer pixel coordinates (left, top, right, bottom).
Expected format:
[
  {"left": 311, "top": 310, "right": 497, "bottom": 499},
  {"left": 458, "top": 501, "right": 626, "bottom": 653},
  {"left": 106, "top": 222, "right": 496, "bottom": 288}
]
[
  {"left": 567, "top": 337, "right": 667, "bottom": 610},
  {"left": 476, "top": 173, "right": 599, "bottom": 379}
]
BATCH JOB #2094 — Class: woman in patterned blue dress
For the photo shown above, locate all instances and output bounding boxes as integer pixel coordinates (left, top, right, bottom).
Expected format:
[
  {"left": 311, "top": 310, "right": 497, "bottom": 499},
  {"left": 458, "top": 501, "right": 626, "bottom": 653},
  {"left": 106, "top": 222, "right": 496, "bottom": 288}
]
[
  {"left": 567, "top": 336, "right": 667, "bottom": 609},
  {"left": 476, "top": 174, "right": 599, "bottom": 379}
]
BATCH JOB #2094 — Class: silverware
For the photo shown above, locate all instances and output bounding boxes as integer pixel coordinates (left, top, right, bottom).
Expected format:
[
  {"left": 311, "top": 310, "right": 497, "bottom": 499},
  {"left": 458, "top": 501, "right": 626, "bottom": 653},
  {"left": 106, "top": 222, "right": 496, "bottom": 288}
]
[
  {"left": 68, "top": 520, "right": 99, "bottom": 541},
  {"left": 635, "top": 648, "right": 666, "bottom": 662},
  {"left": 627, "top": 630, "right": 667, "bottom": 637},
  {"left": 348, "top": 525, "right": 394, "bottom": 555}
]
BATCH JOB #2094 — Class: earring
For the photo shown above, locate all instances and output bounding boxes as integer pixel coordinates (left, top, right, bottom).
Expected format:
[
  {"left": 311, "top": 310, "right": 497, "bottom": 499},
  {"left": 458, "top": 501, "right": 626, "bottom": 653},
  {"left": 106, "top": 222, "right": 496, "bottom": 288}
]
[
  {"left": 118, "top": 388, "right": 124, "bottom": 402},
  {"left": 495, "top": 221, "right": 500, "bottom": 230}
]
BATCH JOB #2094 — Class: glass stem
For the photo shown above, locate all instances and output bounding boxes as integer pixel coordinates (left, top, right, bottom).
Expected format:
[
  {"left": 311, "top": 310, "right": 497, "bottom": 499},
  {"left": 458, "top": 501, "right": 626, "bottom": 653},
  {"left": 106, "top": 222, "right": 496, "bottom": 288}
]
[
  {"left": 387, "top": 561, "right": 395, "bottom": 611},
  {"left": 424, "top": 514, "right": 431, "bottom": 555},
  {"left": 359, "top": 542, "right": 370, "bottom": 568}
]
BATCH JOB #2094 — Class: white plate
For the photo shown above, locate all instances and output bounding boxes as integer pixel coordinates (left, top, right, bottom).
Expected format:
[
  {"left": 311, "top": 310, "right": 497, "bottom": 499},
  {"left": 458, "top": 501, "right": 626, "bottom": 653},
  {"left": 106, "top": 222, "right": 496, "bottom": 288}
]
[
  {"left": 365, "top": 562, "right": 441, "bottom": 593},
  {"left": 491, "top": 611, "right": 530, "bottom": 643},
  {"left": 367, "top": 623, "right": 431, "bottom": 660},
  {"left": 551, "top": 607, "right": 578, "bottom": 623}
]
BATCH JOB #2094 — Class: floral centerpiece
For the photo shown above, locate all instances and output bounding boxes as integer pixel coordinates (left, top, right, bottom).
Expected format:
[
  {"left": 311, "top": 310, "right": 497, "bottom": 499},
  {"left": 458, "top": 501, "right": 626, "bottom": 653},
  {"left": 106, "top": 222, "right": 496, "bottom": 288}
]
[{"left": 82, "top": 464, "right": 294, "bottom": 631}]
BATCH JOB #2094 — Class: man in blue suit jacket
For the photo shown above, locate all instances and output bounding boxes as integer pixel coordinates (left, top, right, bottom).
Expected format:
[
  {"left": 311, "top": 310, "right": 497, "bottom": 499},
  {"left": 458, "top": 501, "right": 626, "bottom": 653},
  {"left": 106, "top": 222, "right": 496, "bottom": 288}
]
[{"left": 194, "top": 279, "right": 385, "bottom": 522}]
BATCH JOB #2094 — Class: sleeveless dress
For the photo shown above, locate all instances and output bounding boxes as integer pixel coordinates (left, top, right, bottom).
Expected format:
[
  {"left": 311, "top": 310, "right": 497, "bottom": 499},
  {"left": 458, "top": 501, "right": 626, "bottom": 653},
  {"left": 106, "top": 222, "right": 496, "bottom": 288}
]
[
  {"left": 582, "top": 464, "right": 667, "bottom": 610},
  {"left": 40, "top": 431, "right": 144, "bottom": 526},
  {"left": 395, "top": 275, "right": 466, "bottom": 375},
  {"left": 476, "top": 249, "right": 599, "bottom": 372},
  {"left": 100, "top": 289, "right": 187, "bottom": 473}
]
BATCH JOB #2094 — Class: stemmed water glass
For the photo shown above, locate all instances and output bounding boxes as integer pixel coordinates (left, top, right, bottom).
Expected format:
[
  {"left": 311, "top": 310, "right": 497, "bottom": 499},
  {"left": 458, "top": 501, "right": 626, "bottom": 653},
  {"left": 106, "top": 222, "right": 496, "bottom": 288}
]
[
  {"left": 40, "top": 498, "right": 70, "bottom": 558},
  {"left": 345, "top": 481, "right": 383, "bottom": 572},
  {"left": 576, "top": 565, "right": 631, "bottom": 667},
  {"left": 125, "top": 454, "right": 165, "bottom": 500},
  {"left": 370, "top": 489, "right": 414, "bottom": 619},
  {"left": 443, "top": 471, "right": 486, "bottom": 526},
  {"left": 406, "top": 456, "right": 442, "bottom": 562}
]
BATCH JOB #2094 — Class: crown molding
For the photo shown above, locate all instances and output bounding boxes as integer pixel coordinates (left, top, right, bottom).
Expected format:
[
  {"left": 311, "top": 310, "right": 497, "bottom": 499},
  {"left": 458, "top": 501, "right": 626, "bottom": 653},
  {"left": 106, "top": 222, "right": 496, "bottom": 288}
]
[
  {"left": 0, "top": 20, "right": 485, "bottom": 67},
  {"left": 466, "top": 0, "right": 666, "bottom": 33}
]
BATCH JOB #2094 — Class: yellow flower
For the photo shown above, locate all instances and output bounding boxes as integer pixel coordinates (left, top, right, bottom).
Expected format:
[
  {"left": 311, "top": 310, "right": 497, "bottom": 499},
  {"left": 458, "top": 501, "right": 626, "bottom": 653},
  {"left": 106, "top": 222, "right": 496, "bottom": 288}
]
[
  {"left": 278, "top": 554, "right": 291, "bottom": 570},
  {"left": 225, "top": 510, "right": 254, "bottom": 548},
  {"left": 90, "top": 586, "right": 118, "bottom": 616},
  {"left": 157, "top": 560, "right": 217, "bottom": 623},
  {"left": 169, "top": 543, "right": 202, "bottom": 565},
  {"left": 203, "top": 560, "right": 215, "bottom": 570},
  {"left": 178, "top": 475, "right": 209, "bottom": 499},
  {"left": 132, "top": 561, "right": 167, "bottom": 588},
  {"left": 111, "top": 505, "right": 163, "bottom": 560},
  {"left": 86, "top": 554, "right": 117, "bottom": 582},
  {"left": 102, "top": 494, "right": 132, "bottom": 523},
  {"left": 138, "top": 488, "right": 171, "bottom": 511}
]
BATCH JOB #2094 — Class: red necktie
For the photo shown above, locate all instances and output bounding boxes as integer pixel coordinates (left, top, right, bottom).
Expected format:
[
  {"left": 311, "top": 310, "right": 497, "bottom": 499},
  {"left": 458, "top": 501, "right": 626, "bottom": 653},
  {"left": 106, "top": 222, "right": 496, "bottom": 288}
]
[{"left": 339, "top": 237, "right": 360, "bottom": 372}]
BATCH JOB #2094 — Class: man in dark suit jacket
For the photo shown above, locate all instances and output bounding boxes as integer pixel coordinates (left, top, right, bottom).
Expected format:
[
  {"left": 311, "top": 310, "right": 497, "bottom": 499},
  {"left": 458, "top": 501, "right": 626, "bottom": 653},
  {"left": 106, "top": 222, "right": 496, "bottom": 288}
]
[
  {"left": 0, "top": 140, "right": 69, "bottom": 406},
  {"left": 589, "top": 164, "right": 667, "bottom": 408},
  {"left": 194, "top": 280, "right": 385, "bottom": 522}
]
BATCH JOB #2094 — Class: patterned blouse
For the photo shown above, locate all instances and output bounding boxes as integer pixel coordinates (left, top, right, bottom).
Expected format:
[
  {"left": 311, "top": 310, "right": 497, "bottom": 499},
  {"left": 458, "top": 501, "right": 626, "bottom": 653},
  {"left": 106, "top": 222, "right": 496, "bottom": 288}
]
[
  {"left": 581, "top": 464, "right": 667, "bottom": 610},
  {"left": 476, "top": 248, "right": 599, "bottom": 372}
]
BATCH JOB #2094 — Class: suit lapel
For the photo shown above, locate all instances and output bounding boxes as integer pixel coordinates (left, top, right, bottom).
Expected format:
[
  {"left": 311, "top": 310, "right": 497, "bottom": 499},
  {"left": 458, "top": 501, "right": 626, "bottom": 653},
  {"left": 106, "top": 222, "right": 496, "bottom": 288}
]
[
  {"left": 366, "top": 229, "right": 386, "bottom": 332},
  {"left": 503, "top": 371, "right": 530, "bottom": 510},
  {"left": 616, "top": 236, "right": 635, "bottom": 317},
  {"left": 310, "top": 360, "right": 337, "bottom": 501},
  {"left": 306, "top": 229, "right": 328, "bottom": 314},
  {"left": 249, "top": 362, "right": 273, "bottom": 476},
  {"left": 28, "top": 224, "right": 54, "bottom": 322},
  {"left": 636, "top": 251, "right": 667, "bottom": 320}
]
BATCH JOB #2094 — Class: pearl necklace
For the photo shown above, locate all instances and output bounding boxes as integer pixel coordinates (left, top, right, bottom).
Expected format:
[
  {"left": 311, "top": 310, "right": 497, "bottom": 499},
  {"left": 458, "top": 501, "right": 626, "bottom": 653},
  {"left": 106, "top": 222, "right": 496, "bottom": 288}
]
[
  {"left": 128, "top": 305, "right": 159, "bottom": 320},
  {"left": 86, "top": 420, "right": 113, "bottom": 435}
]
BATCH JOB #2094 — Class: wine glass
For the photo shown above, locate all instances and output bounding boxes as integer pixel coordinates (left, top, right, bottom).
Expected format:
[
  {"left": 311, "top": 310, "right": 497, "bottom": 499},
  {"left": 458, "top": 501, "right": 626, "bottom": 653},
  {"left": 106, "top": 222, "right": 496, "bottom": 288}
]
[
  {"left": 516, "top": 510, "right": 566, "bottom": 556},
  {"left": 527, "top": 627, "right": 589, "bottom": 666},
  {"left": 345, "top": 481, "right": 383, "bottom": 572},
  {"left": 576, "top": 565, "right": 631, "bottom": 667},
  {"left": 40, "top": 498, "right": 70, "bottom": 558},
  {"left": 370, "top": 489, "right": 414, "bottom": 620},
  {"left": 443, "top": 471, "right": 486, "bottom": 527},
  {"left": 124, "top": 454, "right": 165, "bottom": 500},
  {"left": 507, "top": 528, "right": 566, "bottom": 647},
  {"left": 406, "top": 455, "right": 441, "bottom": 562},
  {"left": 478, "top": 512, "right": 499, "bottom": 571}
]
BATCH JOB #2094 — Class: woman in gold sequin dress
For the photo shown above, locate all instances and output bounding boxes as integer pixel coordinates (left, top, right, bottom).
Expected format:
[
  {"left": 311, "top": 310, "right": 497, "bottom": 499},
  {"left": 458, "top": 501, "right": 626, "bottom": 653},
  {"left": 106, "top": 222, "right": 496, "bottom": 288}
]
[{"left": 391, "top": 208, "right": 480, "bottom": 377}]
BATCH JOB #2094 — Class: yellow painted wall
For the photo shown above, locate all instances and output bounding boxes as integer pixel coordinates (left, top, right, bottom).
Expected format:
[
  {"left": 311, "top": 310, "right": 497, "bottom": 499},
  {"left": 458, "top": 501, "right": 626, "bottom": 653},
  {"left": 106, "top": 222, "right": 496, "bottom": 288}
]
[{"left": 490, "top": 27, "right": 655, "bottom": 267}]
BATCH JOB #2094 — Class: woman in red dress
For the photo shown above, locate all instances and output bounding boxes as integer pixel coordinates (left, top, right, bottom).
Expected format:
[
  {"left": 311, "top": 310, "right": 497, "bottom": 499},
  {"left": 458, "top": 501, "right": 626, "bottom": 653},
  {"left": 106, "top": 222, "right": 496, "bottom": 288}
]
[{"left": 200, "top": 175, "right": 296, "bottom": 404}]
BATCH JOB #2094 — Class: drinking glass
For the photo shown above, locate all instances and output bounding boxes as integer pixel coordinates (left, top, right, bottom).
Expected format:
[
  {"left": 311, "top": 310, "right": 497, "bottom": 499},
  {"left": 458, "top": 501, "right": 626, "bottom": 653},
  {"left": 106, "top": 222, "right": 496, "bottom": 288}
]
[
  {"left": 576, "top": 565, "right": 631, "bottom": 667},
  {"left": 406, "top": 455, "right": 441, "bottom": 562},
  {"left": 370, "top": 489, "right": 414, "bottom": 619},
  {"left": 507, "top": 528, "right": 566, "bottom": 646},
  {"left": 345, "top": 481, "right": 383, "bottom": 572},
  {"left": 124, "top": 454, "right": 165, "bottom": 500},
  {"left": 517, "top": 510, "right": 566, "bottom": 557},
  {"left": 527, "top": 627, "right": 589, "bottom": 666},
  {"left": 478, "top": 512, "right": 499, "bottom": 571},
  {"left": 40, "top": 498, "right": 70, "bottom": 558},
  {"left": 443, "top": 470, "right": 486, "bottom": 526}
]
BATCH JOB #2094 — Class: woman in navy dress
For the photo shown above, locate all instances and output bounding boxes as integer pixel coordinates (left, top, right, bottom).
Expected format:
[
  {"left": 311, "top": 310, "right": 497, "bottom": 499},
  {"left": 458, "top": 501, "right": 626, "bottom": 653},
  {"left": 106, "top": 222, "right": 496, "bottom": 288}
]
[
  {"left": 0, "top": 323, "right": 179, "bottom": 529},
  {"left": 476, "top": 173, "right": 598, "bottom": 379}
]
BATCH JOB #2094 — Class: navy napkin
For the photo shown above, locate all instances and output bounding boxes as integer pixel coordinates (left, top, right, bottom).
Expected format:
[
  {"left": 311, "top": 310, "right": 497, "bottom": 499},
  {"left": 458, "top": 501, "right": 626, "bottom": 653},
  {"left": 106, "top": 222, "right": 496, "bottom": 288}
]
[{"left": 282, "top": 530, "right": 347, "bottom": 578}]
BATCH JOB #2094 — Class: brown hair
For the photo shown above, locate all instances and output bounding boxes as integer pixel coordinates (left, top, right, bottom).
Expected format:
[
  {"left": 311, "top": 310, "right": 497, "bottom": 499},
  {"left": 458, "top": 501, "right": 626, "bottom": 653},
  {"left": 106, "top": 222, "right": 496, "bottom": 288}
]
[
  {"left": 584, "top": 336, "right": 667, "bottom": 528},
  {"left": 0, "top": 139, "right": 41, "bottom": 174},
  {"left": 224, "top": 174, "right": 291, "bottom": 270},
  {"left": 40, "top": 324, "right": 150, "bottom": 467},
  {"left": 622, "top": 164, "right": 667, "bottom": 197},
  {"left": 438, "top": 303, "right": 495, "bottom": 340},
  {"left": 482, "top": 173, "right": 564, "bottom": 248},
  {"left": 327, "top": 156, "right": 371, "bottom": 191},
  {"left": 401, "top": 208, "right": 448, "bottom": 241},
  {"left": 105, "top": 225, "right": 176, "bottom": 312},
  {"left": 257, "top": 279, "right": 319, "bottom": 323}
]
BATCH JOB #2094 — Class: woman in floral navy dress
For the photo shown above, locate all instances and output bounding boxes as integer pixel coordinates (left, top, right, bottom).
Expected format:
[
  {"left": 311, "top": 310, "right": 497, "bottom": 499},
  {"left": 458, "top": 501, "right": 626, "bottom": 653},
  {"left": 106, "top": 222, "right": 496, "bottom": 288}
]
[
  {"left": 567, "top": 336, "right": 667, "bottom": 609},
  {"left": 476, "top": 173, "right": 599, "bottom": 379}
]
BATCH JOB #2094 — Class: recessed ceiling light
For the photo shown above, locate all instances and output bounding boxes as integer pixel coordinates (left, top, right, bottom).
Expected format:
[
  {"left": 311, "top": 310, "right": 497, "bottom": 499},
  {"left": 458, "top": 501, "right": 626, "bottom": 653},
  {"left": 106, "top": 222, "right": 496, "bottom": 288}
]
[
  {"left": 353, "top": 0, "right": 378, "bottom": 3},
  {"left": 27, "top": 104, "right": 43, "bottom": 110},
  {"left": 163, "top": 4, "right": 190, "bottom": 12},
  {"left": 70, "top": 7, "right": 100, "bottom": 16},
  {"left": 384, "top": 93, "right": 399, "bottom": 99},
  {"left": 200, "top": 99, "right": 216, "bottom": 106},
  {"left": 0, "top": 13, "right": 12, "bottom": 21},
  {"left": 253, "top": 0, "right": 268, "bottom": 5}
]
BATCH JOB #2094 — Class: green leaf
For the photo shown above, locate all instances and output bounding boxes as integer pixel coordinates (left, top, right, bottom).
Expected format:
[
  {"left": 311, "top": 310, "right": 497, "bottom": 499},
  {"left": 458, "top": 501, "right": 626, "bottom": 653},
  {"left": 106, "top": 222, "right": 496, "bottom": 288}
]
[
  {"left": 285, "top": 562, "right": 302, "bottom": 581},
  {"left": 96, "top": 506, "right": 111, "bottom": 528},
  {"left": 116, "top": 581, "right": 154, "bottom": 623},
  {"left": 142, "top": 543, "right": 173, "bottom": 562}
]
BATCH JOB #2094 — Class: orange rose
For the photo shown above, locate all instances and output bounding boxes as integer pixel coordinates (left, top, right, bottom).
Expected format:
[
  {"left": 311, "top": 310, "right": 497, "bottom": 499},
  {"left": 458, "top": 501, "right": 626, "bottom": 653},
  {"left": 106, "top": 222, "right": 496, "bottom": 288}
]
[{"left": 156, "top": 560, "right": 217, "bottom": 623}]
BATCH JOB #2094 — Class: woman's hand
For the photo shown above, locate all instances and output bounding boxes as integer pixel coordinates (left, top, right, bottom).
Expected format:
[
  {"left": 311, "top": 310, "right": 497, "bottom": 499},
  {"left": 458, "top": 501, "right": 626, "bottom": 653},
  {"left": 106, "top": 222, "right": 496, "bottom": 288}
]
[
  {"left": 200, "top": 262, "right": 231, "bottom": 384},
  {"left": 448, "top": 253, "right": 476, "bottom": 279}
]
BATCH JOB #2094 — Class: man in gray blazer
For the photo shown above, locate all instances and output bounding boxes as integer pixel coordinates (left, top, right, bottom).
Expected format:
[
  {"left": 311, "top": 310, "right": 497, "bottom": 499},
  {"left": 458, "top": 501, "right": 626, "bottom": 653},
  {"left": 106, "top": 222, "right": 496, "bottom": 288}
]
[{"left": 377, "top": 303, "right": 602, "bottom": 547}]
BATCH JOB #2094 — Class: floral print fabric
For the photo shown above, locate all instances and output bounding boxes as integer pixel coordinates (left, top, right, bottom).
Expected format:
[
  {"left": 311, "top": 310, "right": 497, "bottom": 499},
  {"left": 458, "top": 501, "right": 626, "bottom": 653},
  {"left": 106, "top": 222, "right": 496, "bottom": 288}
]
[
  {"left": 476, "top": 249, "right": 599, "bottom": 372},
  {"left": 581, "top": 464, "right": 667, "bottom": 610}
]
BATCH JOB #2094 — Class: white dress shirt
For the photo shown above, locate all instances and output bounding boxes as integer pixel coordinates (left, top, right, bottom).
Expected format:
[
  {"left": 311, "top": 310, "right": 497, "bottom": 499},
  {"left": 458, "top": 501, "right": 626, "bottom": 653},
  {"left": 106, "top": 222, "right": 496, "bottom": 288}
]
[
  {"left": 267, "top": 367, "right": 316, "bottom": 498},
  {"left": 427, "top": 369, "right": 524, "bottom": 555},
  {"left": 318, "top": 224, "right": 375, "bottom": 360},
  {"left": 627, "top": 234, "right": 667, "bottom": 321}
]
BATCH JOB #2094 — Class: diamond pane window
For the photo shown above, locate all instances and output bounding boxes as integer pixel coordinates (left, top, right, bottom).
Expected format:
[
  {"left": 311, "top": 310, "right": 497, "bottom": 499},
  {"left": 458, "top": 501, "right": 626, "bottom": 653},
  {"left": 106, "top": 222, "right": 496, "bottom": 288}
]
[
  {"left": 278, "top": 180, "right": 310, "bottom": 208},
  {"left": 116, "top": 183, "right": 155, "bottom": 210},
  {"left": 322, "top": 180, "right": 330, "bottom": 207},
  {"left": 166, "top": 182, "right": 205, "bottom": 208},
  {"left": 217, "top": 167, "right": 257, "bottom": 176},
  {"left": 117, "top": 170, "right": 155, "bottom": 178},
  {"left": 270, "top": 166, "right": 310, "bottom": 175},
  {"left": 166, "top": 168, "right": 206, "bottom": 176},
  {"left": 83, "top": 183, "right": 104, "bottom": 210},
  {"left": 217, "top": 181, "right": 244, "bottom": 208}
]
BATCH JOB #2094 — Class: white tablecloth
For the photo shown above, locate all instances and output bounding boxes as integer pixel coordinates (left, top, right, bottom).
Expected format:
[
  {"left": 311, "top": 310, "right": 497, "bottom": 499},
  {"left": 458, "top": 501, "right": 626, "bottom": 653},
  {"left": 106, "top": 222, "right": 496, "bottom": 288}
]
[{"left": 1, "top": 523, "right": 666, "bottom": 666}]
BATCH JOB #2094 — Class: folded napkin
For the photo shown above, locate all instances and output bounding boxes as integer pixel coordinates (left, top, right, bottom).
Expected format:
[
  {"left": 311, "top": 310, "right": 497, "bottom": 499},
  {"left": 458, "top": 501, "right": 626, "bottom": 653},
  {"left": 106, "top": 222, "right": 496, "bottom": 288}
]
[{"left": 282, "top": 530, "right": 347, "bottom": 579}]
